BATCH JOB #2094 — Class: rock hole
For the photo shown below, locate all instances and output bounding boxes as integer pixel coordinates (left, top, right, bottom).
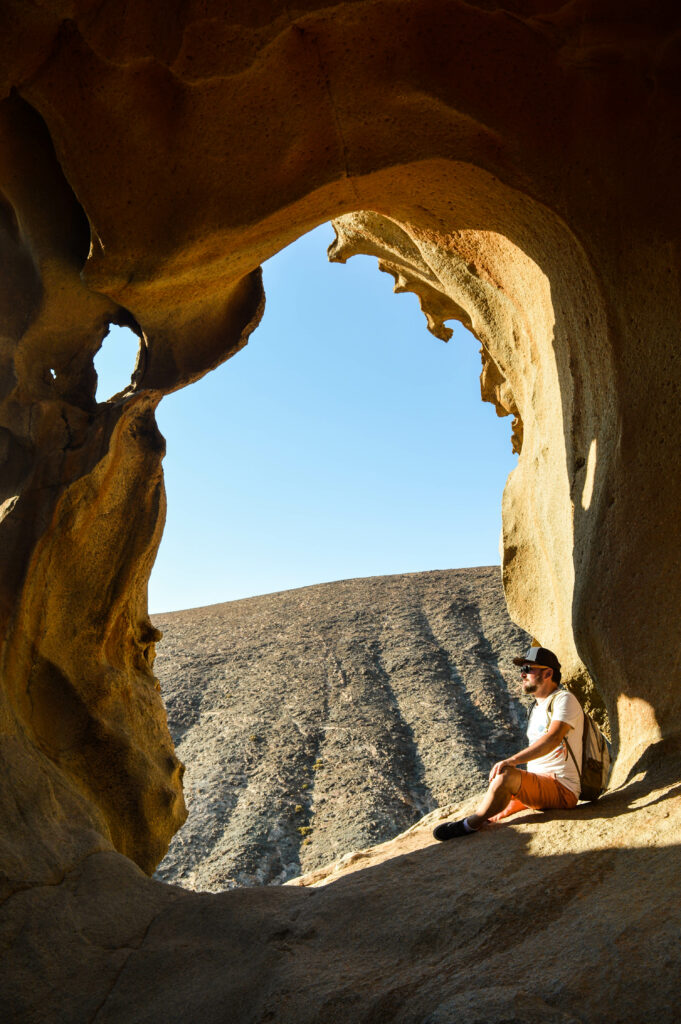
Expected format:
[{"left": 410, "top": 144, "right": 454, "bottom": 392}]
[
  {"left": 151, "top": 223, "right": 517, "bottom": 613},
  {"left": 151, "top": 223, "right": 524, "bottom": 891},
  {"left": 94, "top": 325, "right": 141, "bottom": 402}
]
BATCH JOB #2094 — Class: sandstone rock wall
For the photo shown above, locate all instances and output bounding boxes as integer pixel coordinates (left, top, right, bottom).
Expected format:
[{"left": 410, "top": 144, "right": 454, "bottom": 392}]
[
  {"left": 1, "top": 10, "right": 677, "bottom": 859},
  {"left": 1, "top": 3, "right": 681, "bottom": 1020}
]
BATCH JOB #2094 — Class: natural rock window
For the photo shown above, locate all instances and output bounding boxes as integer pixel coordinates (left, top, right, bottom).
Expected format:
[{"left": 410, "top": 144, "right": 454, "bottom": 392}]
[
  {"left": 2, "top": 4, "right": 678, "bottom": 1019},
  {"left": 150, "top": 223, "right": 517, "bottom": 614},
  {"left": 94, "top": 324, "right": 142, "bottom": 402},
  {"left": 146, "top": 224, "right": 522, "bottom": 890}
]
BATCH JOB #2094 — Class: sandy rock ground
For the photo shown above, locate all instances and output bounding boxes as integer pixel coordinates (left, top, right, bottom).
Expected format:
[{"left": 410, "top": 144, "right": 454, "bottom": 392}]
[
  {"left": 6, "top": 749, "right": 679, "bottom": 1024},
  {"left": 153, "top": 567, "right": 530, "bottom": 889}
]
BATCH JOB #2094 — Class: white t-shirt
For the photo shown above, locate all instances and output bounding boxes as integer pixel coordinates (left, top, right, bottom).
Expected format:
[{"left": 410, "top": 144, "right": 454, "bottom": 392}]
[{"left": 526, "top": 688, "right": 584, "bottom": 797}]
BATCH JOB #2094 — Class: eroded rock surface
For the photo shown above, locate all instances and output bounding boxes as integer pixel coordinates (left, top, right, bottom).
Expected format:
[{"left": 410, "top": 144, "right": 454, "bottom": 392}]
[
  {"left": 1, "top": 0, "right": 679, "bottom": 880},
  {"left": 1, "top": 2, "right": 681, "bottom": 1021},
  {"left": 154, "top": 568, "right": 529, "bottom": 889},
  {"left": 4, "top": 763, "right": 681, "bottom": 1024}
]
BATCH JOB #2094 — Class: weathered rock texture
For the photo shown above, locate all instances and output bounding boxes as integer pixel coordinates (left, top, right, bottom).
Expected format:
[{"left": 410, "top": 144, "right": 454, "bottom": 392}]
[
  {"left": 153, "top": 568, "right": 529, "bottom": 889},
  {"left": 1, "top": 2, "right": 681, "bottom": 1021},
  {"left": 4, "top": 758, "right": 681, "bottom": 1023}
]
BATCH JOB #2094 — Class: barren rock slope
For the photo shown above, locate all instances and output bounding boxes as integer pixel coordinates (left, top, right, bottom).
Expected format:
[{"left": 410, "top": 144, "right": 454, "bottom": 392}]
[{"left": 153, "top": 567, "right": 529, "bottom": 889}]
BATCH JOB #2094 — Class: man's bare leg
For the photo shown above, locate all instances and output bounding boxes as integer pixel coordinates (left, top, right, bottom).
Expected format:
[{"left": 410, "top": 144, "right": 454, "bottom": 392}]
[
  {"left": 433, "top": 768, "right": 524, "bottom": 840},
  {"left": 432, "top": 770, "right": 522, "bottom": 839},
  {"left": 466, "top": 767, "right": 523, "bottom": 829}
]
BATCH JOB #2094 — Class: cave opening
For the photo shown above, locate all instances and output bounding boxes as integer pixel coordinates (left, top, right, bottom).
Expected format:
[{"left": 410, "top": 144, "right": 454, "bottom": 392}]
[
  {"left": 149, "top": 222, "right": 517, "bottom": 615},
  {"left": 149, "top": 220, "right": 523, "bottom": 891},
  {"left": 94, "top": 324, "right": 141, "bottom": 402},
  {"left": 4, "top": 9, "right": 679, "bottom": 1010}
]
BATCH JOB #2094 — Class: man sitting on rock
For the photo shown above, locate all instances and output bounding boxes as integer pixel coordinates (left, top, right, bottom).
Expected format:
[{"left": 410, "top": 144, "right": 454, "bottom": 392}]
[{"left": 433, "top": 645, "right": 584, "bottom": 840}]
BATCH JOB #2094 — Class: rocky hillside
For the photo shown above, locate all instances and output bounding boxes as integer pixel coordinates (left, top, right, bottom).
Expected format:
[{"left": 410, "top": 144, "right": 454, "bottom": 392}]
[{"left": 153, "top": 567, "right": 530, "bottom": 890}]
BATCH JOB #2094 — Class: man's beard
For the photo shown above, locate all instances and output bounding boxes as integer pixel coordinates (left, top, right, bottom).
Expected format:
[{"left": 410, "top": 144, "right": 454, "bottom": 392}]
[{"left": 522, "top": 679, "right": 538, "bottom": 693}]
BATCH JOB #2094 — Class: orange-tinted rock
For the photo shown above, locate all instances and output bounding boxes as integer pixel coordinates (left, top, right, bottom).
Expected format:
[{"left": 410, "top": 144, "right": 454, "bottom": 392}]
[{"left": 1, "top": 2, "right": 680, "bottom": 1018}]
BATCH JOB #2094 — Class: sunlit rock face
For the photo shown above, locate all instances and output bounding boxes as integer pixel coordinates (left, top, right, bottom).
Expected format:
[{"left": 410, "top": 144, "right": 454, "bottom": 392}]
[{"left": 1, "top": 3, "right": 680, "bottom": 1020}]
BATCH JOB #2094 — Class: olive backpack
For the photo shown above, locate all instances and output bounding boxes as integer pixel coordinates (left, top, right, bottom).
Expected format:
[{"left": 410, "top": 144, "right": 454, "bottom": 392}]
[{"left": 533, "top": 687, "right": 612, "bottom": 801}]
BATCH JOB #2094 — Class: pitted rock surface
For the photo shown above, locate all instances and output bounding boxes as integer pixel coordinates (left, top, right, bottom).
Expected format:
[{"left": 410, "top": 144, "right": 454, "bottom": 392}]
[
  {"left": 154, "top": 567, "right": 530, "bottom": 889},
  {"left": 2, "top": 3, "right": 681, "bottom": 1021}
]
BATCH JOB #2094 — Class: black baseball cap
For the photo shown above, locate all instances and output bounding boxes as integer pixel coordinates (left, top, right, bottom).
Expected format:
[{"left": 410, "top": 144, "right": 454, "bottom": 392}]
[{"left": 513, "top": 645, "right": 562, "bottom": 682}]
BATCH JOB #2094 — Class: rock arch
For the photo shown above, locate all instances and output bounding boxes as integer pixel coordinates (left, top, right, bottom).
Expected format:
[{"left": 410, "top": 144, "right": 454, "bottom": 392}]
[{"left": 1, "top": 3, "right": 680, "bottom": 1018}]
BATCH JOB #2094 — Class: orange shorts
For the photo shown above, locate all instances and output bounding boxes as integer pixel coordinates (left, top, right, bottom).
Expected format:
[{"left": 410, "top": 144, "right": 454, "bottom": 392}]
[{"left": 489, "top": 769, "right": 578, "bottom": 822}]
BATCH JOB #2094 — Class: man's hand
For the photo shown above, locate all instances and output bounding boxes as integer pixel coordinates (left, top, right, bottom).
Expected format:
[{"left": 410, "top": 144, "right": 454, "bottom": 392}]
[
  {"left": 490, "top": 720, "right": 572, "bottom": 781},
  {"left": 489, "top": 759, "right": 516, "bottom": 780}
]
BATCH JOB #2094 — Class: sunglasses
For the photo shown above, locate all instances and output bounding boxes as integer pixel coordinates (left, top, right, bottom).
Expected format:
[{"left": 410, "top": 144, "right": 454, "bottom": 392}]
[{"left": 519, "top": 665, "right": 544, "bottom": 675}]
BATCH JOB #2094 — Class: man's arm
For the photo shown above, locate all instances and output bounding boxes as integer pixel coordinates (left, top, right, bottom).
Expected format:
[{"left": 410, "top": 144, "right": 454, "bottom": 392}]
[{"left": 489, "top": 719, "right": 572, "bottom": 780}]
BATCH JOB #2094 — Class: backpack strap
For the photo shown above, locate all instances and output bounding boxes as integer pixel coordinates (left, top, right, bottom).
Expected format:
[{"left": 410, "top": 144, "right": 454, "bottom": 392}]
[
  {"left": 528, "top": 687, "right": 561, "bottom": 720},
  {"left": 545, "top": 685, "right": 582, "bottom": 776},
  {"left": 563, "top": 734, "right": 581, "bottom": 775},
  {"left": 545, "top": 688, "right": 561, "bottom": 719},
  {"left": 531, "top": 687, "right": 562, "bottom": 729}
]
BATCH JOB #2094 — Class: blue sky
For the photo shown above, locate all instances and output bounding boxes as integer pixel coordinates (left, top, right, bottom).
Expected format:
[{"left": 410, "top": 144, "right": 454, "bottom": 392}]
[{"left": 95, "top": 223, "right": 516, "bottom": 614}]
